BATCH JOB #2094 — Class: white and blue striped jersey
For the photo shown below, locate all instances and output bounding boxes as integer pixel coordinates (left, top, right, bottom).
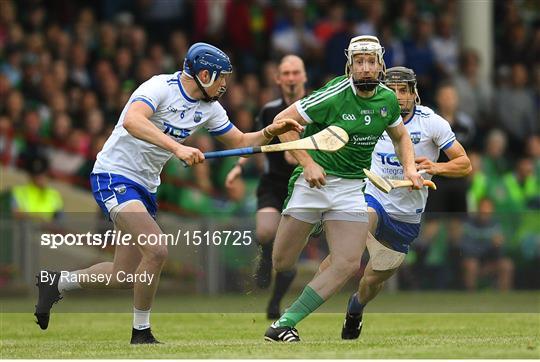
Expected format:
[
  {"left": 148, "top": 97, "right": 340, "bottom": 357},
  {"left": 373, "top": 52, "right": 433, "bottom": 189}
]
[
  {"left": 93, "top": 72, "right": 233, "bottom": 192},
  {"left": 365, "top": 105, "right": 456, "bottom": 223}
]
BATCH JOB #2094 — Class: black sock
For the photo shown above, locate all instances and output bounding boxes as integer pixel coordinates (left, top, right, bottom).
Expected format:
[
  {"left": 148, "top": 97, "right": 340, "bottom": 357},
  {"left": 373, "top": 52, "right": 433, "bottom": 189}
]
[
  {"left": 269, "top": 269, "right": 297, "bottom": 305},
  {"left": 261, "top": 243, "right": 273, "bottom": 262}
]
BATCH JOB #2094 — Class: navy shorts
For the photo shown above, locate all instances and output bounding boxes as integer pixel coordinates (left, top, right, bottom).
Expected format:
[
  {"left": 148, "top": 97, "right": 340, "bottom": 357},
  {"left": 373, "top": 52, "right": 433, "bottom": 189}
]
[
  {"left": 365, "top": 194, "right": 420, "bottom": 253},
  {"left": 90, "top": 173, "right": 157, "bottom": 220}
]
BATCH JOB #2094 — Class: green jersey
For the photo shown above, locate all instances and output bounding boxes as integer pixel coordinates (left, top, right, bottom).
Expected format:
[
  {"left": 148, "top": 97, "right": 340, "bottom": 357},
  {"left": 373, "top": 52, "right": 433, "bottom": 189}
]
[{"left": 295, "top": 75, "right": 402, "bottom": 179}]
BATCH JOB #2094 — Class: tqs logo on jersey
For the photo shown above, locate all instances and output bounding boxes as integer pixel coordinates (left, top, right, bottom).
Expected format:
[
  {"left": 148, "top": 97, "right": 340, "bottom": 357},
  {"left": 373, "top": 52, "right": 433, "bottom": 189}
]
[
  {"left": 163, "top": 122, "right": 191, "bottom": 139},
  {"left": 376, "top": 152, "right": 401, "bottom": 166},
  {"left": 194, "top": 111, "right": 203, "bottom": 123},
  {"left": 167, "top": 106, "right": 179, "bottom": 113},
  {"left": 342, "top": 113, "right": 356, "bottom": 121},
  {"left": 410, "top": 131, "right": 421, "bottom": 144},
  {"left": 380, "top": 107, "right": 388, "bottom": 117}
]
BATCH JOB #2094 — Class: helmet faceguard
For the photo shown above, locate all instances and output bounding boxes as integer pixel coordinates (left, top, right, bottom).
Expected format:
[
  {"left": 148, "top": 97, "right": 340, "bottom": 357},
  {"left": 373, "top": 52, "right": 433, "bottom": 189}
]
[
  {"left": 384, "top": 66, "right": 421, "bottom": 116},
  {"left": 345, "top": 35, "right": 385, "bottom": 92},
  {"left": 183, "top": 42, "right": 233, "bottom": 102}
]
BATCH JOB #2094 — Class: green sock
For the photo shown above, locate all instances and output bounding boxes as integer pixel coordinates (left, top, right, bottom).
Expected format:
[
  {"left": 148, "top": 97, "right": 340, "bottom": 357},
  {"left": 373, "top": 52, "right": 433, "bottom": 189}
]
[{"left": 275, "top": 286, "right": 324, "bottom": 328}]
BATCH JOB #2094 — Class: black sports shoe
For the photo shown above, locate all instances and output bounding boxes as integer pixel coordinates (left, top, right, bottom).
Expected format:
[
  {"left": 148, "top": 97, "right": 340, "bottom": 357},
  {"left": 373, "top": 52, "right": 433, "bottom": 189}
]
[
  {"left": 266, "top": 301, "right": 280, "bottom": 320},
  {"left": 255, "top": 248, "right": 272, "bottom": 289},
  {"left": 264, "top": 322, "right": 300, "bottom": 342},
  {"left": 34, "top": 271, "right": 62, "bottom": 330},
  {"left": 341, "top": 294, "right": 363, "bottom": 340},
  {"left": 131, "top": 328, "right": 161, "bottom": 344}
]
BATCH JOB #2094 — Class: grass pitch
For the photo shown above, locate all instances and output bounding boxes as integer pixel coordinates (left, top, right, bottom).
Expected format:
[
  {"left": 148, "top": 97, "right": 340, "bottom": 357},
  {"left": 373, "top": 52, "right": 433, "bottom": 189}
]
[{"left": 1, "top": 292, "right": 539, "bottom": 359}]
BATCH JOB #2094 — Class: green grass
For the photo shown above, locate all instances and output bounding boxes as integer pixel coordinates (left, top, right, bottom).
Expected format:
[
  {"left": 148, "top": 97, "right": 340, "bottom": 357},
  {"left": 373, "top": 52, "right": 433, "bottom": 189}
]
[{"left": 1, "top": 292, "right": 539, "bottom": 359}]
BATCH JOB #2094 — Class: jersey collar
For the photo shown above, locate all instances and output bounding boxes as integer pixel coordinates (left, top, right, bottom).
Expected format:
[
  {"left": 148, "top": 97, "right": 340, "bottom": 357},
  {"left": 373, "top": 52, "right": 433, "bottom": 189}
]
[{"left": 177, "top": 72, "right": 198, "bottom": 103}]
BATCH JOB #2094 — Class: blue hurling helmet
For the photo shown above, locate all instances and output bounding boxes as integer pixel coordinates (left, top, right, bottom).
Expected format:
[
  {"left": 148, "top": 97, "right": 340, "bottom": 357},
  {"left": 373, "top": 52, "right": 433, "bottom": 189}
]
[{"left": 183, "top": 43, "right": 233, "bottom": 102}]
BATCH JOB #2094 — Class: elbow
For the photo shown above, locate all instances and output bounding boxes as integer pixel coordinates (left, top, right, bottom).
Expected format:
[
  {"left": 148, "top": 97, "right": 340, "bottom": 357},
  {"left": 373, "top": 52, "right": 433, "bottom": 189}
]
[{"left": 123, "top": 115, "right": 134, "bottom": 133}]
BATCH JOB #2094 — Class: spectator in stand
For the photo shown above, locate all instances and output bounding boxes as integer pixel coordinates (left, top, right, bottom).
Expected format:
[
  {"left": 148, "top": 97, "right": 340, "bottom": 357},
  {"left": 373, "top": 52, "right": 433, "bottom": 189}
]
[
  {"left": 379, "top": 23, "right": 405, "bottom": 69},
  {"left": 0, "top": 115, "right": 16, "bottom": 165},
  {"left": 434, "top": 81, "right": 476, "bottom": 149},
  {"left": 469, "top": 155, "right": 539, "bottom": 238},
  {"left": 482, "top": 129, "right": 510, "bottom": 179},
  {"left": 496, "top": 20, "right": 530, "bottom": 67},
  {"left": 528, "top": 22, "right": 540, "bottom": 68},
  {"left": 11, "top": 153, "right": 63, "bottom": 222},
  {"left": 85, "top": 109, "right": 105, "bottom": 138},
  {"left": 50, "top": 113, "right": 72, "bottom": 147},
  {"left": 324, "top": 18, "right": 355, "bottom": 77},
  {"left": 115, "top": 47, "right": 134, "bottom": 84},
  {"left": 271, "top": 2, "right": 320, "bottom": 59},
  {"left": 403, "top": 14, "right": 437, "bottom": 103},
  {"left": 97, "top": 23, "right": 118, "bottom": 61},
  {"left": 460, "top": 198, "right": 514, "bottom": 291},
  {"left": 425, "top": 82, "right": 474, "bottom": 258},
  {"left": 314, "top": 3, "right": 346, "bottom": 45},
  {"left": 353, "top": 0, "right": 383, "bottom": 36},
  {"left": 4, "top": 90, "right": 24, "bottom": 125},
  {"left": 431, "top": 14, "right": 458, "bottom": 77},
  {"left": 393, "top": 0, "right": 417, "bottom": 41},
  {"left": 0, "top": 74, "right": 11, "bottom": 101},
  {"left": 526, "top": 134, "right": 540, "bottom": 181},
  {"left": 0, "top": 46, "right": 23, "bottom": 87},
  {"left": 69, "top": 43, "right": 91, "bottom": 88},
  {"left": 495, "top": 63, "right": 538, "bottom": 155},
  {"left": 453, "top": 49, "right": 493, "bottom": 136},
  {"left": 168, "top": 31, "right": 189, "bottom": 69}
]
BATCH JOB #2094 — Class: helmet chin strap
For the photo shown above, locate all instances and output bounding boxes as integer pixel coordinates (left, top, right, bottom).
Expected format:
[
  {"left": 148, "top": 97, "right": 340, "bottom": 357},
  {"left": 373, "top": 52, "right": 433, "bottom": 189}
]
[
  {"left": 193, "top": 71, "right": 228, "bottom": 102},
  {"left": 353, "top": 78, "right": 379, "bottom": 92},
  {"left": 193, "top": 75, "right": 215, "bottom": 102},
  {"left": 400, "top": 98, "right": 416, "bottom": 117}
]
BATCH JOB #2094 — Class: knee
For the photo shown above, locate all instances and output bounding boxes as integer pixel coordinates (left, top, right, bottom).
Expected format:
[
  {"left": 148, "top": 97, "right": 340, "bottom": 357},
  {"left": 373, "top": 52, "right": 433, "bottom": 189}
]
[
  {"left": 142, "top": 245, "right": 169, "bottom": 265},
  {"left": 361, "top": 274, "right": 384, "bottom": 290},
  {"left": 256, "top": 226, "right": 275, "bottom": 244},
  {"left": 272, "top": 253, "right": 293, "bottom": 272},
  {"left": 330, "top": 257, "right": 360, "bottom": 279}
]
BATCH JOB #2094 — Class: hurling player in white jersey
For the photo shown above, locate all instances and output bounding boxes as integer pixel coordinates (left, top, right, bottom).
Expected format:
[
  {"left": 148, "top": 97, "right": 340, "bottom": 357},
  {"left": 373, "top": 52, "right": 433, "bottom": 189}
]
[
  {"left": 319, "top": 66, "right": 471, "bottom": 340},
  {"left": 34, "top": 43, "right": 302, "bottom": 344}
]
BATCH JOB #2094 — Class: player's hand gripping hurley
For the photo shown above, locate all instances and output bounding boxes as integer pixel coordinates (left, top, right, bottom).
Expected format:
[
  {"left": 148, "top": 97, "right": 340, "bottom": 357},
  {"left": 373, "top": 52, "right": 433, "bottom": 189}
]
[
  {"left": 182, "top": 126, "right": 348, "bottom": 166},
  {"left": 363, "top": 168, "right": 437, "bottom": 193}
]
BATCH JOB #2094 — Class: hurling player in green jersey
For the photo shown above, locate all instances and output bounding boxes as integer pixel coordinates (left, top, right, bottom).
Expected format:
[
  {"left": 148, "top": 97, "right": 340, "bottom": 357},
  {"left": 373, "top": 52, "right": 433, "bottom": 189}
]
[{"left": 264, "top": 35, "right": 423, "bottom": 342}]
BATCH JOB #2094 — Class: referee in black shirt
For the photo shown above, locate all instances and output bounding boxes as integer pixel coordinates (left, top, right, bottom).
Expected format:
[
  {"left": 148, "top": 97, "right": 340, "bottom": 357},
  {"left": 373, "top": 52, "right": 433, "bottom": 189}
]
[{"left": 226, "top": 55, "right": 307, "bottom": 319}]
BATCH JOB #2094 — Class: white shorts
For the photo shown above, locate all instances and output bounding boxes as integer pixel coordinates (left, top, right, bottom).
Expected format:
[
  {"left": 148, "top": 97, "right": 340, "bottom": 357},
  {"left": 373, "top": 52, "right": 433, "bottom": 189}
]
[{"left": 282, "top": 174, "right": 368, "bottom": 224}]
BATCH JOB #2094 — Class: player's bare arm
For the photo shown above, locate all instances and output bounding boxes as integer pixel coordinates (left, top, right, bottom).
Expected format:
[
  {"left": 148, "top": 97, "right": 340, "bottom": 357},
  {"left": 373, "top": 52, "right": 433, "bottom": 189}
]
[
  {"left": 416, "top": 141, "right": 472, "bottom": 177},
  {"left": 124, "top": 101, "right": 204, "bottom": 166},
  {"left": 274, "top": 105, "right": 326, "bottom": 188},
  {"left": 386, "top": 122, "right": 423, "bottom": 189}
]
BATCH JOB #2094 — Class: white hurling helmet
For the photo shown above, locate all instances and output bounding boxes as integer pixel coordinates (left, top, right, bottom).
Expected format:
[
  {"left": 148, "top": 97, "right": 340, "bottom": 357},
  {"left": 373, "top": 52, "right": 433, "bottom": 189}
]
[{"left": 345, "top": 35, "right": 386, "bottom": 91}]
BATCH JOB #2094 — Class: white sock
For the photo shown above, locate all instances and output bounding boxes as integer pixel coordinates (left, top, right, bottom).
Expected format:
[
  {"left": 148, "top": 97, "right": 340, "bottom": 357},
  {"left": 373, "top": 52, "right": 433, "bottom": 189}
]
[
  {"left": 57, "top": 271, "right": 82, "bottom": 293},
  {"left": 133, "top": 307, "right": 151, "bottom": 330}
]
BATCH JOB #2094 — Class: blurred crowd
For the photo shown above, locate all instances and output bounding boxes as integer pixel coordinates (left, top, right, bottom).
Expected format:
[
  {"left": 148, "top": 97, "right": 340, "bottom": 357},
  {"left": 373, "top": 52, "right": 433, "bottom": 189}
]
[{"left": 0, "top": 0, "right": 539, "bottom": 290}]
